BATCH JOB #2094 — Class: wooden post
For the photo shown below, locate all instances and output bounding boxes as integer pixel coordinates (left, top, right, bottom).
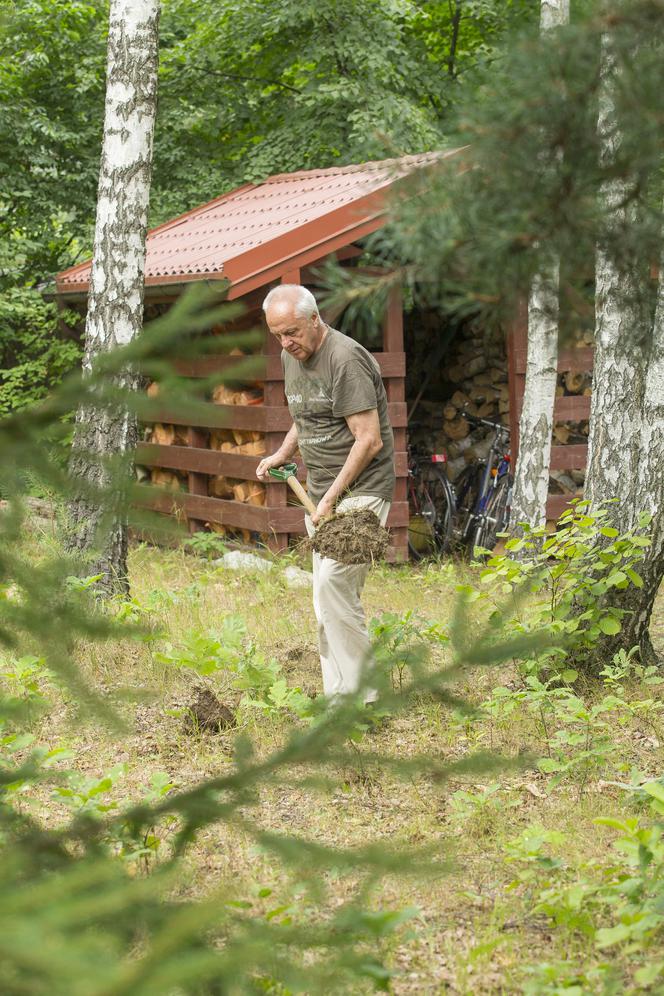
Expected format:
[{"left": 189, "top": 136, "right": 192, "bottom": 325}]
[
  {"left": 265, "top": 269, "right": 301, "bottom": 553},
  {"left": 506, "top": 297, "right": 528, "bottom": 465},
  {"left": 186, "top": 426, "right": 209, "bottom": 532},
  {"left": 382, "top": 283, "right": 409, "bottom": 562}
]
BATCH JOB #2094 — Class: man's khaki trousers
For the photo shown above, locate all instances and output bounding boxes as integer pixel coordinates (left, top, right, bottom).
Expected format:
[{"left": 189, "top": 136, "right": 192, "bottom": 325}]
[{"left": 305, "top": 495, "right": 391, "bottom": 704}]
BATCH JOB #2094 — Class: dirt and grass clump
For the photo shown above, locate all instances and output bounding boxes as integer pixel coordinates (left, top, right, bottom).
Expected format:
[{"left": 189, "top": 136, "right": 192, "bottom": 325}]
[{"left": 310, "top": 508, "right": 389, "bottom": 564}]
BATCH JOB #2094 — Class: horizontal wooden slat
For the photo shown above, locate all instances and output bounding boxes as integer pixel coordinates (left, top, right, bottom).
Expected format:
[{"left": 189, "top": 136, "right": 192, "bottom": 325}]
[
  {"left": 514, "top": 346, "right": 594, "bottom": 375},
  {"left": 173, "top": 351, "right": 406, "bottom": 382},
  {"left": 553, "top": 395, "right": 591, "bottom": 419},
  {"left": 550, "top": 443, "right": 588, "bottom": 470},
  {"left": 152, "top": 401, "right": 408, "bottom": 431},
  {"left": 266, "top": 351, "right": 406, "bottom": 381},
  {"left": 137, "top": 443, "right": 255, "bottom": 477},
  {"left": 137, "top": 443, "right": 409, "bottom": 486},
  {"left": 175, "top": 355, "right": 266, "bottom": 379},
  {"left": 136, "top": 488, "right": 269, "bottom": 531},
  {"left": 515, "top": 395, "right": 591, "bottom": 421},
  {"left": 152, "top": 403, "right": 270, "bottom": 431},
  {"left": 547, "top": 494, "right": 575, "bottom": 519},
  {"left": 135, "top": 487, "right": 409, "bottom": 535}
]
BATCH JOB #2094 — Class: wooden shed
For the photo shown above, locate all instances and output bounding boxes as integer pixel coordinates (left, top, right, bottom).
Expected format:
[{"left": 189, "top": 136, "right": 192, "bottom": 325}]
[{"left": 54, "top": 151, "right": 592, "bottom": 558}]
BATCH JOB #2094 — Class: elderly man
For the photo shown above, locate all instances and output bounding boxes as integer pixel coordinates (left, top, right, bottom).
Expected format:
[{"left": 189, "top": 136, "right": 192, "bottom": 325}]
[{"left": 257, "top": 284, "right": 395, "bottom": 703}]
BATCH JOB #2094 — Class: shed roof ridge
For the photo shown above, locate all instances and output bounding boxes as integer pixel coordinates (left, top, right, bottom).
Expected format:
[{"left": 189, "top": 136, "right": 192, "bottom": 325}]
[
  {"left": 55, "top": 150, "right": 462, "bottom": 291},
  {"left": 263, "top": 151, "right": 442, "bottom": 184}
]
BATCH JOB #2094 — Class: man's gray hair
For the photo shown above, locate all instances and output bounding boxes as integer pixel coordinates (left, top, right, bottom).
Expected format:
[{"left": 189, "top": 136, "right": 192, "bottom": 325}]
[{"left": 262, "top": 284, "right": 319, "bottom": 320}]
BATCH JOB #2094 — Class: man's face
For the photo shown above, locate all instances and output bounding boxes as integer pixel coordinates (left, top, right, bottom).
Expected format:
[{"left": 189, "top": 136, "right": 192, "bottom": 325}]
[{"left": 265, "top": 303, "right": 323, "bottom": 361}]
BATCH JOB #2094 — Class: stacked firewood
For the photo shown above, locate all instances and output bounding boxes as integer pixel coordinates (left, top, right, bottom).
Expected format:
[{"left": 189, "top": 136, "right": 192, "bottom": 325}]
[
  {"left": 550, "top": 350, "right": 592, "bottom": 495},
  {"left": 409, "top": 326, "right": 510, "bottom": 483},
  {"left": 207, "top": 383, "right": 266, "bottom": 507},
  {"left": 141, "top": 382, "right": 189, "bottom": 490},
  {"left": 409, "top": 323, "right": 593, "bottom": 495}
]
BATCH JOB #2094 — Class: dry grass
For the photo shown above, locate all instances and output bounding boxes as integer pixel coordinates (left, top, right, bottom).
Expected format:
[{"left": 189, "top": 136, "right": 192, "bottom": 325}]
[{"left": 11, "top": 530, "right": 664, "bottom": 994}]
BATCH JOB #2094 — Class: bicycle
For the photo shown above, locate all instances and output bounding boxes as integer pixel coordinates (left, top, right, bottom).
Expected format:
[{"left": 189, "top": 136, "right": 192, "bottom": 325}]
[
  {"left": 406, "top": 436, "right": 456, "bottom": 560},
  {"left": 452, "top": 413, "right": 512, "bottom": 555}
]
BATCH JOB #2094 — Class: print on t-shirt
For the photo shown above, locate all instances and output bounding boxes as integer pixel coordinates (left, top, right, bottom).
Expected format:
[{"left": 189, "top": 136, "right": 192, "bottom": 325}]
[{"left": 282, "top": 328, "right": 395, "bottom": 505}]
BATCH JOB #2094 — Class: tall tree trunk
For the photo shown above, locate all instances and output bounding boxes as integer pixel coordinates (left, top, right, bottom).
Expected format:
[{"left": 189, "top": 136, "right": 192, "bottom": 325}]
[
  {"left": 611, "top": 270, "right": 664, "bottom": 662},
  {"left": 509, "top": 0, "right": 568, "bottom": 537},
  {"left": 510, "top": 265, "right": 559, "bottom": 533},
  {"left": 540, "top": 0, "right": 569, "bottom": 31},
  {"left": 67, "top": 0, "right": 160, "bottom": 595},
  {"left": 586, "top": 37, "right": 663, "bottom": 664}
]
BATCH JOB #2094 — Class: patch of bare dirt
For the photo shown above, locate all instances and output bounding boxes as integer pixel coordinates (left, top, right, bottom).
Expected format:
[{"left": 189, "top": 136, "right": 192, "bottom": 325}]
[{"left": 183, "top": 687, "right": 236, "bottom": 734}]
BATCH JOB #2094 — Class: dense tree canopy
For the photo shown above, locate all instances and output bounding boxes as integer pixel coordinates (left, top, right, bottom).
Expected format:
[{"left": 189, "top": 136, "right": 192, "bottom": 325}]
[
  {"left": 0, "top": 0, "right": 538, "bottom": 409},
  {"left": 1, "top": 0, "right": 539, "bottom": 281}
]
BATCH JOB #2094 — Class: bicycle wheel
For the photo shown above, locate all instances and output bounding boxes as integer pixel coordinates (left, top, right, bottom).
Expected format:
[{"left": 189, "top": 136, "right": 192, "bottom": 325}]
[
  {"left": 452, "top": 463, "right": 483, "bottom": 545},
  {"left": 408, "top": 465, "right": 455, "bottom": 560},
  {"left": 471, "top": 474, "right": 512, "bottom": 555}
]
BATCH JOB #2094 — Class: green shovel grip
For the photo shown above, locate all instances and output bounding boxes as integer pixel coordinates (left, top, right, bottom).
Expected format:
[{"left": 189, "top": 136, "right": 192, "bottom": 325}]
[{"left": 267, "top": 462, "right": 298, "bottom": 481}]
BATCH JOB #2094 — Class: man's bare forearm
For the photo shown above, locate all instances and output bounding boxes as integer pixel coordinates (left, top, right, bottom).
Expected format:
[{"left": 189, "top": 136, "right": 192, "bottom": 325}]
[
  {"left": 322, "top": 437, "right": 380, "bottom": 507},
  {"left": 274, "top": 422, "right": 299, "bottom": 461}
]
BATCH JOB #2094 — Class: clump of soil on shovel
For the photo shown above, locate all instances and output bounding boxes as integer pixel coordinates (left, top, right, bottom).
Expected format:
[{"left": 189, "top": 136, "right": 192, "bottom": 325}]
[
  {"left": 183, "top": 687, "right": 235, "bottom": 734},
  {"left": 310, "top": 508, "right": 389, "bottom": 565}
]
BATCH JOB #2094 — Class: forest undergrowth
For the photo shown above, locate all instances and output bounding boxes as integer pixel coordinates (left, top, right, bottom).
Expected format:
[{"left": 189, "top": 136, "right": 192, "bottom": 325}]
[{"left": 3, "top": 504, "right": 663, "bottom": 995}]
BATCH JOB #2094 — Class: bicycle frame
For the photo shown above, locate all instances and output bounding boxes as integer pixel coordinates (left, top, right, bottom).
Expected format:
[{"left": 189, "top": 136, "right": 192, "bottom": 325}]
[{"left": 459, "top": 416, "right": 511, "bottom": 543}]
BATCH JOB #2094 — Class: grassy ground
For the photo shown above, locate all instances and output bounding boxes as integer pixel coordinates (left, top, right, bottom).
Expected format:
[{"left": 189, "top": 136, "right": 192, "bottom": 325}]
[{"left": 12, "top": 525, "right": 664, "bottom": 994}]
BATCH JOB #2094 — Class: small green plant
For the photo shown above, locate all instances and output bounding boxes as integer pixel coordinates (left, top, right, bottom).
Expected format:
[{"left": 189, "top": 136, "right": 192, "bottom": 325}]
[
  {"left": 52, "top": 764, "right": 177, "bottom": 870},
  {"left": 54, "top": 764, "right": 127, "bottom": 818},
  {"left": 515, "top": 784, "right": 664, "bottom": 990},
  {"left": 242, "top": 677, "right": 312, "bottom": 720},
  {"left": 599, "top": 647, "right": 664, "bottom": 691},
  {"left": 449, "top": 782, "right": 519, "bottom": 837},
  {"left": 483, "top": 656, "right": 664, "bottom": 796},
  {"left": 369, "top": 610, "right": 448, "bottom": 692},
  {"left": 154, "top": 615, "right": 247, "bottom": 675},
  {"left": 480, "top": 502, "right": 651, "bottom": 678},
  {"left": 183, "top": 531, "right": 229, "bottom": 559},
  {"left": 155, "top": 618, "right": 313, "bottom": 721},
  {"left": 64, "top": 573, "right": 105, "bottom": 592},
  {"left": 0, "top": 654, "right": 54, "bottom": 705}
]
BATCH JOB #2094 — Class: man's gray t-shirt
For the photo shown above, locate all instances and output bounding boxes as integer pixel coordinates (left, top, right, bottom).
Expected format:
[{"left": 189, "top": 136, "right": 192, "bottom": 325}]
[{"left": 282, "top": 328, "right": 395, "bottom": 506}]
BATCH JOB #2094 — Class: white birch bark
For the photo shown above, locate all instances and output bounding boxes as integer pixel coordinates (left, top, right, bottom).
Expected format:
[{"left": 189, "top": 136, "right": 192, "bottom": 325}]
[
  {"left": 509, "top": 0, "right": 569, "bottom": 536},
  {"left": 586, "top": 37, "right": 645, "bottom": 517},
  {"left": 510, "top": 266, "right": 560, "bottom": 533},
  {"left": 586, "top": 37, "right": 663, "bottom": 663},
  {"left": 68, "top": 0, "right": 160, "bottom": 593},
  {"left": 540, "top": 0, "right": 569, "bottom": 31},
  {"left": 618, "top": 269, "right": 664, "bottom": 658}
]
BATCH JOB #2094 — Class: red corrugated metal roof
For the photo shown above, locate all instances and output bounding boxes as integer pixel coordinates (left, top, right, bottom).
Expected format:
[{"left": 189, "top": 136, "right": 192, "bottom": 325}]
[{"left": 56, "top": 150, "right": 463, "bottom": 298}]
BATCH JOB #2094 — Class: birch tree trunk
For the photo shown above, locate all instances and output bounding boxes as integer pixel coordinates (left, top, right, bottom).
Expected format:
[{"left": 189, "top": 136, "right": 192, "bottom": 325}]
[
  {"left": 586, "top": 38, "right": 663, "bottom": 664},
  {"left": 67, "top": 0, "right": 160, "bottom": 595},
  {"left": 509, "top": 0, "right": 569, "bottom": 537},
  {"left": 612, "top": 271, "right": 664, "bottom": 661},
  {"left": 510, "top": 266, "right": 559, "bottom": 533}
]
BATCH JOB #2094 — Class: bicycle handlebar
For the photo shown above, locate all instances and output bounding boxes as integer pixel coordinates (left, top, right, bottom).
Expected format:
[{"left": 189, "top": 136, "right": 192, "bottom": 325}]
[
  {"left": 462, "top": 409, "right": 510, "bottom": 434},
  {"left": 409, "top": 411, "right": 510, "bottom": 436}
]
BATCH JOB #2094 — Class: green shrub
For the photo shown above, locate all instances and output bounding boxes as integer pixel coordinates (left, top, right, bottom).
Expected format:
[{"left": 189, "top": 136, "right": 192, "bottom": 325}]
[
  {"left": 0, "top": 287, "right": 80, "bottom": 416},
  {"left": 478, "top": 501, "right": 652, "bottom": 678}
]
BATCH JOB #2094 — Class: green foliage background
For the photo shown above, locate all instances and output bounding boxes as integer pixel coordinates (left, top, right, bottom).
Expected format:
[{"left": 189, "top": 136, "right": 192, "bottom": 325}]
[{"left": 0, "top": 0, "right": 538, "bottom": 411}]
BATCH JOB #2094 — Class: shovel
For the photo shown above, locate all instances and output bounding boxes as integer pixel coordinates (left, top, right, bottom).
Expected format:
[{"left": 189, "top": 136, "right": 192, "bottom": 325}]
[
  {"left": 268, "top": 463, "right": 317, "bottom": 516},
  {"left": 268, "top": 463, "right": 387, "bottom": 564}
]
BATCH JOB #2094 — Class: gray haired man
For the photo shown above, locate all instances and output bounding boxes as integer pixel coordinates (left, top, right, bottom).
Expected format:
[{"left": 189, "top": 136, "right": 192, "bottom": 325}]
[{"left": 257, "top": 285, "right": 395, "bottom": 703}]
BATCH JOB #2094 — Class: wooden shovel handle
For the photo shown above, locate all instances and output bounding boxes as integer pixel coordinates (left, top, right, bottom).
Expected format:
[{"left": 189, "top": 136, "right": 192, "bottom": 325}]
[{"left": 286, "top": 475, "right": 317, "bottom": 516}]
